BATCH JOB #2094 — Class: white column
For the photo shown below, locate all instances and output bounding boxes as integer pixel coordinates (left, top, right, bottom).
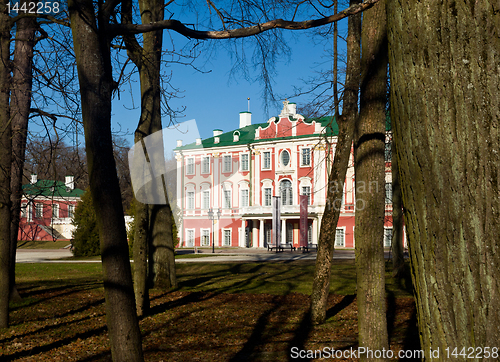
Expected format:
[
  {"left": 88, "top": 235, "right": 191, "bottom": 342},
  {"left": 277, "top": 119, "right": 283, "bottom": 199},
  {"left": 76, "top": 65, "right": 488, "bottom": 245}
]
[
  {"left": 281, "top": 219, "right": 286, "bottom": 244},
  {"left": 252, "top": 220, "right": 259, "bottom": 248},
  {"left": 259, "top": 219, "right": 265, "bottom": 248},
  {"left": 312, "top": 218, "right": 318, "bottom": 245}
]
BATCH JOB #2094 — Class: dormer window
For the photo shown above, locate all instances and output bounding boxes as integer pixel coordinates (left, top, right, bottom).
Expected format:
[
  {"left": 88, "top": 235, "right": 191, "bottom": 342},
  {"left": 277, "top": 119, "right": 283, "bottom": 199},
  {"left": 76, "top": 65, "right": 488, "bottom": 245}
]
[{"left": 281, "top": 150, "right": 290, "bottom": 167}]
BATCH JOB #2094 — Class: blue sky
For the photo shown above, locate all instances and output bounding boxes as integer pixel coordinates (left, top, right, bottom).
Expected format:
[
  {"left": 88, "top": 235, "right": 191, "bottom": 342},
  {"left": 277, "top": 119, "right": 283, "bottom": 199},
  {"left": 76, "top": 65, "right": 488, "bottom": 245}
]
[{"left": 112, "top": 23, "right": 348, "bottom": 147}]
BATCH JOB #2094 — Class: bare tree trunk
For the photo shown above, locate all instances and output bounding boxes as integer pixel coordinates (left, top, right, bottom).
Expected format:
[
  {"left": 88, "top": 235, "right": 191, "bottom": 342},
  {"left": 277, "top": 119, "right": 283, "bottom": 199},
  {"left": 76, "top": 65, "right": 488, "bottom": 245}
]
[
  {"left": 390, "top": 138, "right": 404, "bottom": 278},
  {"left": 9, "top": 2, "right": 36, "bottom": 303},
  {"left": 69, "top": 0, "right": 143, "bottom": 360},
  {"left": 124, "top": 0, "right": 177, "bottom": 300},
  {"left": 0, "top": 0, "right": 13, "bottom": 329},
  {"left": 387, "top": 1, "right": 500, "bottom": 357},
  {"left": 310, "top": 0, "right": 361, "bottom": 325},
  {"left": 354, "top": 0, "right": 389, "bottom": 359}
]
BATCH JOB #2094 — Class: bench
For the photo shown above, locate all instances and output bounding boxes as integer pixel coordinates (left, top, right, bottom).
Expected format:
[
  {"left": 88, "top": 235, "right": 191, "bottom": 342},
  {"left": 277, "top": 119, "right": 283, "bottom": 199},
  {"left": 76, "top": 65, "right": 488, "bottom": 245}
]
[
  {"left": 300, "top": 243, "right": 317, "bottom": 253},
  {"left": 267, "top": 243, "right": 296, "bottom": 252}
]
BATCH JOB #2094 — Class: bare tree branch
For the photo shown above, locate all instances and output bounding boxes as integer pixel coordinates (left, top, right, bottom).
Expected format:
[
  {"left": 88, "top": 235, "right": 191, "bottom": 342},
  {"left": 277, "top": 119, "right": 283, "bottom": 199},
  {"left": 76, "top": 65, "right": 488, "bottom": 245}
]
[{"left": 110, "top": 0, "right": 379, "bottom": 38}]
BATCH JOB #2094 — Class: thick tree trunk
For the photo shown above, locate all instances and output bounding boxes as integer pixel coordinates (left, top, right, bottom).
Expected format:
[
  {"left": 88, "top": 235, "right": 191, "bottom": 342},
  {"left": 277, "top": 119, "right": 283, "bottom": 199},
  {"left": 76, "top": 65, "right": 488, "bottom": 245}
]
[
  {"left": 390, "top": 138, "right": 404, "bottom": 278},
  {"left": 354, "top": 0, "right": 389, "bottom": 359},
  {"left": 387, "top": 1, "right": 500, "bottom": 358},
  {"left": 310, "top": 0, "right": 361, "bottom": 325},
  {"left": 69, "top": 1, "right": 143, "bottom": 360},
  {"left": 0, "top": 1, "right": 12, "bottom": 329},
  {"left": 125, "top": 0, "right": 177, "bottom": 300},
  {"left": 9, "top": 4, "right": 36, "bottom": 303}
]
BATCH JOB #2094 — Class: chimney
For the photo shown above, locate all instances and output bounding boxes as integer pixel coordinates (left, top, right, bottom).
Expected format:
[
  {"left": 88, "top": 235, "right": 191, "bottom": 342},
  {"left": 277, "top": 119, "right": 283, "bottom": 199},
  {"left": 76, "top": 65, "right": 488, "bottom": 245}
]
[
  {"left": 289, "top": 102, "right": 297, "bottom": 115},
  {"left": 176, "top": 139, "right": 183, "bottom": 147},
  {"left": 31, "top": 174, "right": 37, "bottom": 184},
  {"left": 65, "top": 176, "right": 74, "bottom": 190},
  {"left": 196, "top": 138, "right": 202, "bottom": 145},
  {"left": 239, "top": 112, "right": 252, "bottom": 128}
]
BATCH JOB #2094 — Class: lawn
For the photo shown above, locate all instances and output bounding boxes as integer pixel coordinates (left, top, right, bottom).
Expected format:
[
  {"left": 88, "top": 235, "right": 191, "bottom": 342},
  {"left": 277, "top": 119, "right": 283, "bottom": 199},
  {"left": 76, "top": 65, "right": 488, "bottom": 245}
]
[{"left": 1, "top": 261, "right": 419, "bottom": 361}]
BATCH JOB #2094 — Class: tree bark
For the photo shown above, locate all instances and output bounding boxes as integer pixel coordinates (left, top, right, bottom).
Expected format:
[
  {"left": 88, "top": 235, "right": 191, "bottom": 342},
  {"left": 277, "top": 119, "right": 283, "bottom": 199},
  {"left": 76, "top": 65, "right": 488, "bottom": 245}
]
[
  {"left": 310, "top": 0, "right": 361, "bottom": 326},
  {"left": 387, "top": 1, "right": 500, "bottom": 358},
  {"left": 9, "top": 1, "right": 36, "bottom": 303},
  {"left": 0, "top": 0, "right": 12, "bottom": 329},
  {"left": 354, "top": 0, "right": 389, "bottom": 359},
  {"left": 68, "top": 0, "right": 143, "bottom": 360},
  {"left": 390, "top": 137, "right": 404, "bottom": 278}
]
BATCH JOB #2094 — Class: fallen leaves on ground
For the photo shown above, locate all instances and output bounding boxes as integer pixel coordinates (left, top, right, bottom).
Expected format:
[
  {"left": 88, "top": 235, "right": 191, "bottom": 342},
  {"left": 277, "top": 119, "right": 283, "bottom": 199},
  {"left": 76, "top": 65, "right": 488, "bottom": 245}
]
[{"left": 1, "top": 286, "right": 418, "bottom": 361}]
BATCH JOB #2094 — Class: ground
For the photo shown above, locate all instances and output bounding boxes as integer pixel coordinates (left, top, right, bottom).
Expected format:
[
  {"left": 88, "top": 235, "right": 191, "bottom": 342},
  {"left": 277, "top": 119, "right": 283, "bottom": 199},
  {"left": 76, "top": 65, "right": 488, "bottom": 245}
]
[{"left": 1, "top": 261, "right": 420, "bottom": 361}]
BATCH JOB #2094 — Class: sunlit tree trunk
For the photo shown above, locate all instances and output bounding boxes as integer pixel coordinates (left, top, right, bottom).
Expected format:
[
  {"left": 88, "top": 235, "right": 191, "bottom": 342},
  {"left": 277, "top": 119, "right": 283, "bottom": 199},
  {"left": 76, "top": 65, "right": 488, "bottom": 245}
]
[
  {"left": 310, "top": 0, "right": 361, "bottom": 325},
  {"left": 354, "top": 0, "right": 389, "bottom": 359},
  {"left": 0, "top": 0, "right": 12, "bottom": 329},
  {"left": 69, "top": 0, "right": 143, "bottom": 360},
  {"left": 387, "top": 1, "right": 500, "bottom": 357}
]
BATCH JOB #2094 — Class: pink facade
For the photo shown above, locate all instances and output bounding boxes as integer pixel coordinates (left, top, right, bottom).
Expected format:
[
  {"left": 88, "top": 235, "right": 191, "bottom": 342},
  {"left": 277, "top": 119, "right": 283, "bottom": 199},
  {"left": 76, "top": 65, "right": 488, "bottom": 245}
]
[
  {"left": 176, "top": 102, "right": 400, "bottom": 249},
  {"left": 18, "top": 176, "right": 83, "bottom": 241}
]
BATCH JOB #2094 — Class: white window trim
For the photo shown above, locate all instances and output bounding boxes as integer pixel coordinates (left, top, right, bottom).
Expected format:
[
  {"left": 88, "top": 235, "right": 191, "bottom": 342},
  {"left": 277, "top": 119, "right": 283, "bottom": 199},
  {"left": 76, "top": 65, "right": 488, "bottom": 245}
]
[
  {"left": 202, "top": 189, "right": 210, "bottom": 210},
  {"left": 240, "top": 152, "right": 250, "bottom": 172},
  {"left": 35, "top": 203, "right": 43, "bottom": 219},
  {"left": 300, "top": 147, "right": 312, "bottom": 167},
  {"left": 384, "top": 227, "right": 393, "bottom": 248},
  {"left": 186, "top": 157, "right": 195, "bottom": 175},
  {"left": 262, "top": 151, "right": 272, "bottom": 170},
  {"left": 201, "top": 228, "right": 211, "bottom": 246},
  {"left": 52, "top": 204, "right": 60, "bottom": 219},
  {"left": 335, "top": 227, "right": 346, "bottom": 247},
  {"left": 280, "top": 149, "right": 291, "bottom": 168},
  {"left": 223, "top": 229, "right": 231, "bottom": 246},
  {"left": 263, "top": 187, "right": 272, "bottom": 207},
  {"left": 186, "top": 191, "right": 195, "bottom": 210},
  {"left": 240, "top": 188, "right": 249, "bottom": 208},
  {"left": 21, "top": 202, "right": 27, "bottom": 219},
  {"left": 201, "top": 156, "right": 210, "bottom": 174},
  {"left": 68, "top": 204, "right": 75, "bottom": 218},
  {"left": 186, "top": 229, "right": 195, "bottom": 247},
  {"left": 223, "top": 154, "right": 232, "bottom": 173}
]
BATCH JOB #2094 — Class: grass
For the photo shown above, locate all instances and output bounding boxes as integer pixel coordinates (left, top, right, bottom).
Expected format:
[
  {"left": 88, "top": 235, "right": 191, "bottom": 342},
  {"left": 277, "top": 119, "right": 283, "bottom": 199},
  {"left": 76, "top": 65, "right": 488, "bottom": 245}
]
[{"left": 3, "top": 261, "right": 417, "bottom": 361}]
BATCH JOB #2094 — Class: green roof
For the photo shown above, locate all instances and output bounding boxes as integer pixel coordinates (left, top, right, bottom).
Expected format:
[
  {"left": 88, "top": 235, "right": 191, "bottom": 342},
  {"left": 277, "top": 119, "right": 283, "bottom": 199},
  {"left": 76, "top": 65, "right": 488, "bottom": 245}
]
[
  {"left": 22, "top": 180, "right": 85, "bottom": 198},
  {"left": 176, "top": 116, "right": 339, "bottom": 151}
]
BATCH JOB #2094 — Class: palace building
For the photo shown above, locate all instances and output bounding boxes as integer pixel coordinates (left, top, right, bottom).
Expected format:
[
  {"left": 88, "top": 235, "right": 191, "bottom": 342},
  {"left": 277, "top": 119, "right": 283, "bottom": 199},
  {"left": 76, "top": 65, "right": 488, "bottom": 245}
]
[{"left": 174, "top": 101, "right": 399, "bottom": 249}]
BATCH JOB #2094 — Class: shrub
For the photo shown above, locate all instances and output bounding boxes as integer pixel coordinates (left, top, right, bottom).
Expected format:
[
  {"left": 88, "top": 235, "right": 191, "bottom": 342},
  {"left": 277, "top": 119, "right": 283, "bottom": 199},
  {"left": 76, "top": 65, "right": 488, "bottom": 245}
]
[{"left": 71, "top": 188, "right": 100, "bottom": 257}]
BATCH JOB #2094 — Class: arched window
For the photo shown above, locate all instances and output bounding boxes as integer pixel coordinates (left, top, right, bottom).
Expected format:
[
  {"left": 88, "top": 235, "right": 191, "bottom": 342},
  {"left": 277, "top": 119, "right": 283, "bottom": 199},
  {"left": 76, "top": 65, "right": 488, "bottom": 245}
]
[{"left": 281, "top": 179, "right": 293, "bottom": 206}]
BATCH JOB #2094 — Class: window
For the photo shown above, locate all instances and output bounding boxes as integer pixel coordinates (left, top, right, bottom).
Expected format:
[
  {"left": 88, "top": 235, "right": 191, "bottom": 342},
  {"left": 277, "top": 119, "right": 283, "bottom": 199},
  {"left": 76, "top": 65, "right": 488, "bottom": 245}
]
[
  {"left": 27, "top": 203, "right": 33, "bottom": 222},
  {"left": 202, "top": 190, "right": 210, "bottom": 209},
  {"left": 52, "top": 204, "right": 59, "bottom": 218},
  {"left": 335, "top": 228, "right": 345, "bottom": 247},
  {"left": 385, "top": 182, "right": 392, "bottom": 204},
  {"left": 187, "top": 230, "right": 195, "bottom": 247},
  {"left": 301, "top": 148, "right": 311, "bottom": 166},
  {"left": 201, "top": 229, "right": 210, "bottom": 246},
  {"left": 240, "top": 189, "right": 249, "bottom": 207},
  {"left": 264, "top": 188, "right": 272, "bottom": 206},
  {"left": 35, "top": 203, "right": 43, "bottom": 218},
  {"left": 186, "top": 158, "right": 195, "bottom": 175},
  {"left": 263, "top": 151, "right": 271, "bottom": 170},
  {"left": 68, "top": 205, "right": 75, "bottom": 218},
  {"left": 223, "top": 155, "right": 232, "bottom": 173},
  {"left": 223, "top": 229, "right": 231, "bottom": 246},
  {"left": 21, "top": 203, "right": 27, "bottom": 218},
  {"left": 385, "top": 141, "right": 392, "bottom": 162},
  {"left": 187, "top": 191, "right": 195, "bottom": 209},
  {"left": 240, "top": 154, "right": 249, "bottom": 171},
  {"left": 281, "top": 180, "right": 293, "bottom": 206},
  {"left": 384, "top": 228, "right": 393, "bottom": 247},
  {"left": 224, "top": 189, "right": 231, "bottom": 209},
  {"left": 302, "top": 186, "right": 311, "bottom": 205},
  {"left": 281, "top": 150, "right": 290, "bottom": 167},
  {"left": 202, "top": 156, "right": 210, "bottom": 174}
]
